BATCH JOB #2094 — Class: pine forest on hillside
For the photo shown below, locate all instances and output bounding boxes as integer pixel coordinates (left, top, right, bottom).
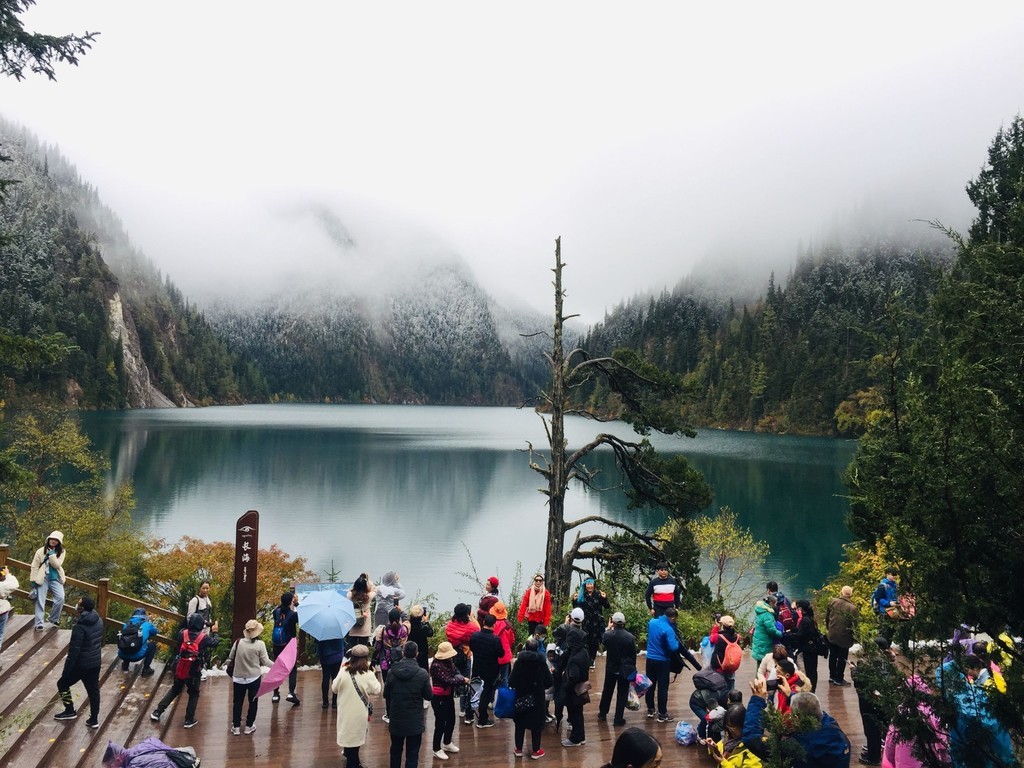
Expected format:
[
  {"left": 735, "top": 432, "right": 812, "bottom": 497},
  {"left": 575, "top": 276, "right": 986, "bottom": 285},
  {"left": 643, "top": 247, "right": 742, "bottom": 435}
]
[{"left": 2, "top": 119, "right": 959, "bottom": 437}]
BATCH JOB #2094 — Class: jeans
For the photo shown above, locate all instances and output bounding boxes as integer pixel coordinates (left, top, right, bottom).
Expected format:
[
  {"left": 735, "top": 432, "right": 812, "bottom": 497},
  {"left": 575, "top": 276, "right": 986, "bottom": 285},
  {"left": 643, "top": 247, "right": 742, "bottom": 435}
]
[
  {"left": 644, "top": 658, "right": 671, "bottom": 715},
  {"left": 389, "top": 732, "right": 422, "bottom": 768},
  {"left": 35, "top": 576, "right": 64, "bottom": 626},
  {"left": 232, "top": 678, "right": 261, "bottom": 727},
  {"left": 431, "top": 694, "right": 455, "bottom": 750},
  {"left": 57, "top": 665, "right": 100, "bottom": 720},
  {"left": 0, "top": 610, "right": 8, "bottom": 652}
]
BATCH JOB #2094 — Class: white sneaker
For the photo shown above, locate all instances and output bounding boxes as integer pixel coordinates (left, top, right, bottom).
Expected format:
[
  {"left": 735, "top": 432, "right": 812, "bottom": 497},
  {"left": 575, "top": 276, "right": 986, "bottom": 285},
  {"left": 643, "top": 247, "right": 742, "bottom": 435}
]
[
  {"left": 433, "top": 750, "right": 449, "bottom": 760},
  {"left": 231, "top": 727, "right": 240, "bottom": 735},
  {"left": 244, "top": 725, "right": 256, "bottom": 735},
  {"left": 200, "top": 670, "right": 208, "bottom": 681},
  {"left": 382, "top": 714, "right": 390, "bottom": 723},
  {"left": 442, "top": 743, "right": 460, "bottom": 753}
]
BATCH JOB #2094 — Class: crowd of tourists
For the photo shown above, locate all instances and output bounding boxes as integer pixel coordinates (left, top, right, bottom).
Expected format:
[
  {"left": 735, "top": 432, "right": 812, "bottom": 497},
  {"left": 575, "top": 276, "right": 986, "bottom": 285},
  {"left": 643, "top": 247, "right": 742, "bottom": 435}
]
[{"left": 7, "top": 532, "right": 1018, "bottom": 768}]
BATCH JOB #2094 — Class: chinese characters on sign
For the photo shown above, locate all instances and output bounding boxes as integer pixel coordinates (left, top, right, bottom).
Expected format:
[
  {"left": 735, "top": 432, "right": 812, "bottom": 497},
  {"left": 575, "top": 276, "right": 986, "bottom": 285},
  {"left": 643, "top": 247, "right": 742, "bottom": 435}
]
[{"left": 233, "top": 510, "right": 259, "bottom": 642}]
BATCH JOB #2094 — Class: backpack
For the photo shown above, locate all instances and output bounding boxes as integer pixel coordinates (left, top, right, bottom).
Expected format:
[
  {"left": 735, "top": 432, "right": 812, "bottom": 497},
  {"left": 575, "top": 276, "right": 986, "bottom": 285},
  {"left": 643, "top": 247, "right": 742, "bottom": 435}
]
[
  {"left": 720, "top": 636, "right": 742, "bottom": 674},
  {"left": 174, "top": 630, "right": 206, "bottom": 680},
  {"left": 778, "top": 602, "right": 796, "bottom": 632},
  {"left": 272, "top": 609, "right": 286, "bottom": 646},
  {"left": 117, "top": 623, "right": 143, "bottom": 656}
]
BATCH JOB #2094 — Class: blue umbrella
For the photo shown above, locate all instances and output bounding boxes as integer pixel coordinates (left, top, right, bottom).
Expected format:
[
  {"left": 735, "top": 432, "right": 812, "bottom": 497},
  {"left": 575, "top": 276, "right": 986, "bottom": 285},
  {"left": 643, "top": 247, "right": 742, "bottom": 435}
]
[{"left": 296, "top": 590, "right": 357, "bottom": 640}]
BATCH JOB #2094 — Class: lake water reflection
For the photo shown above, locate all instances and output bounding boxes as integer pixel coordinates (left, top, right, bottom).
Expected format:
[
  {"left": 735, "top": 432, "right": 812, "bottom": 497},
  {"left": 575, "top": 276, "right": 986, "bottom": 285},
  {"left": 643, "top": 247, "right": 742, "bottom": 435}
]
[{"left": 79, "top": 405, "right": 856, "bottom": 611}]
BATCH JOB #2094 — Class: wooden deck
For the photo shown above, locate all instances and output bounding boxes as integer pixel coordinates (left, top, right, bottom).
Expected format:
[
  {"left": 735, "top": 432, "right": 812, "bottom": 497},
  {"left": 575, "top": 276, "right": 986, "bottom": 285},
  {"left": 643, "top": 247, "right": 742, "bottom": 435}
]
[{"left": 0, "top": 615, "right": 870, "bottom": 767}]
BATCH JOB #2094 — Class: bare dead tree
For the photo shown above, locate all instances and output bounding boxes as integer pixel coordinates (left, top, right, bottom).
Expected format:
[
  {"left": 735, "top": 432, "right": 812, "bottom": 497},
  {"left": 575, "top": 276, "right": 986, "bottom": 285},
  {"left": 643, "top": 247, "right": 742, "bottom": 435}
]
[{"left": 525, "top": 238, "right": 711, "bottom": 601}]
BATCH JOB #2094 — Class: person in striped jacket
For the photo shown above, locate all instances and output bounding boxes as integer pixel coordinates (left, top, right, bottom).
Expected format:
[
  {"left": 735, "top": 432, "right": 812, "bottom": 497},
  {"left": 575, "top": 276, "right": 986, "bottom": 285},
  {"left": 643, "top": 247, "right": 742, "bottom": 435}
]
[{"left": 645, "top": 562, "right": 682, "bottom": 617}]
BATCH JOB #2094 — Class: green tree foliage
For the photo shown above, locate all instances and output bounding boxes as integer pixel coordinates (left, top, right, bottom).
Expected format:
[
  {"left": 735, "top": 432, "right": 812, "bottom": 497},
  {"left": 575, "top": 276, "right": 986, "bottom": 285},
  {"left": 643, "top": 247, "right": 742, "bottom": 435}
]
[
  {"left": 691, "top": 506, "right": 770, "bottom": 613},
  {"left": 0, "top": 407, "right": 149, "bottom": 591},
  {"left": 0, "top": 0, "right": 97, "bottom": 81},
  {"left": 583, "top": 243, "right": 950, "bottom": 435},
  {"left": 0, "top": 123, "right": 266, "bottom": 407},
  {"left": 845, "top": 116, "right": 1024, "bottom": 767}
]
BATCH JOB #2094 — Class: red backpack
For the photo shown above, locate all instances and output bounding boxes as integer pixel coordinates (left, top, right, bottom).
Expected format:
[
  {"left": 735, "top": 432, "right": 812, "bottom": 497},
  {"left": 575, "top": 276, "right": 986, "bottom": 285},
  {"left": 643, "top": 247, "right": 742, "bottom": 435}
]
[
  {"left": 778, "top": 603, "right": 796, "bottom": 632},
  {"left": 174, "top": 630, "right": 206, "bottom": 680},
  {"left": 720, "top": 636, "right": 742, "bottom": 674}
]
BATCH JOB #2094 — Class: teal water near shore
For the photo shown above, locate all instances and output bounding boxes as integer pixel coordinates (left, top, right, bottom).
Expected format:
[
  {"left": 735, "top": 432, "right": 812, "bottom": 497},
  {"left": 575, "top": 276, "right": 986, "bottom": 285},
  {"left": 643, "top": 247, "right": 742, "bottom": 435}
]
[{"left": 78, "top": 404, "right": 856, "bottom": 611}]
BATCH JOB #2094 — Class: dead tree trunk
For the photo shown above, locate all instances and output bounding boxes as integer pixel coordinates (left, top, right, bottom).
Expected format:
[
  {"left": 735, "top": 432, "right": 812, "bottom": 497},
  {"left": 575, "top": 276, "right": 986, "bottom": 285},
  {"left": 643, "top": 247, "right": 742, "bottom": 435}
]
[{"left": 543, "top": 237, "right": 569, "bottom": 601}]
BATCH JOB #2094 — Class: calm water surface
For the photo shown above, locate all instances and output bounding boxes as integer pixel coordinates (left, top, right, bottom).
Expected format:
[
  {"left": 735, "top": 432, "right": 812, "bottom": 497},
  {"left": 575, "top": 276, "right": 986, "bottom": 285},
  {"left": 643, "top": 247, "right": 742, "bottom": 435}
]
[{"left": 79, "top": 405, "right": 856, "bottom": 610}]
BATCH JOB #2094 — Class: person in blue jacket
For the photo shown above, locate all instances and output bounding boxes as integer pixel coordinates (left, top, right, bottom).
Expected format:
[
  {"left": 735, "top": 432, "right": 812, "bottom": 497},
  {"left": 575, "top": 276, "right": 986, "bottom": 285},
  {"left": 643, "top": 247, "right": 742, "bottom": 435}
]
[
  {"left": 936, "top": 655, "right": 1014, "bottom": 768},
  {"left": 644, "top": 607, "right": 681, "bottom": 722},
  {"left": 741, "top": 677, "right": 851, "bottom": 767},
  {"left": 117, "top": 607, "right": 158, "bottom": 676},
  {"left": 870, "top": 570, "right": 898, "bottom": 616}
]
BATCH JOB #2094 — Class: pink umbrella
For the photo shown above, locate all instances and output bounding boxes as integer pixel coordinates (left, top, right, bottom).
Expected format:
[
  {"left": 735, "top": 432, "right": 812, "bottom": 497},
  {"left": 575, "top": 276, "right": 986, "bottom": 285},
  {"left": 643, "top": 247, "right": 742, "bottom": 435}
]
[{"left": 257, "top": 638, "right": 297, "bottom": 698}]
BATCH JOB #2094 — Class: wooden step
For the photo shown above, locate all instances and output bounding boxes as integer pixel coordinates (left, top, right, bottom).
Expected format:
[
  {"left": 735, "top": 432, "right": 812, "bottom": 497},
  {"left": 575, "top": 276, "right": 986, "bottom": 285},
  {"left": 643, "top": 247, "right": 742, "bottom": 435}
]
[
  {"left": 0, "top": 625, "right": 70, "bottom": 759},
  {"left": 25, "top": 648, "right": 133, "bottom": 768},
  {"left": 74, "top": 660, "right": 172, "bottom": 768}
]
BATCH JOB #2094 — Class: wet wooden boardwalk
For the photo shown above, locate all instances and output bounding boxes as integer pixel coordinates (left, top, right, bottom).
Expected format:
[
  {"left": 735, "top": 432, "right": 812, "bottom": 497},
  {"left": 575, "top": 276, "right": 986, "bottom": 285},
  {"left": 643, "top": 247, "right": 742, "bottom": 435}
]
[{"left": 0, "top": 614, "right": 869, "bottom": 767}]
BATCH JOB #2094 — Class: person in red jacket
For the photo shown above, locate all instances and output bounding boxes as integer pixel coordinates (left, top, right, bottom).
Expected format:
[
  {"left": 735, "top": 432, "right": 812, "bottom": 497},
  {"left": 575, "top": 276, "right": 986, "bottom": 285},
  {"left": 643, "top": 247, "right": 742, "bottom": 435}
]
[
  {"left": 490, "top": 601, "right": 515, "bottom": 687},
  {"left": 444, "top": 603, "right": 479, "bottom": 721},
  {"left": 517, "top": 574, "right": 552, "bottom": 634}
]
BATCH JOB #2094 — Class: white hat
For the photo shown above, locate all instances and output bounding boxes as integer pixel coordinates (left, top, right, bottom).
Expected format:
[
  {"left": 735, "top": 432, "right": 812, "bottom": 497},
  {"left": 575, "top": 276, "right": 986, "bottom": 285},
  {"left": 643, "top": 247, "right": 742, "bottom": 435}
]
[
  {"left": 611, "top": 612, "right": 626, "bottom": 624},
  {"left": 570, "top": 607, "right": 584, "bottom": 623}
]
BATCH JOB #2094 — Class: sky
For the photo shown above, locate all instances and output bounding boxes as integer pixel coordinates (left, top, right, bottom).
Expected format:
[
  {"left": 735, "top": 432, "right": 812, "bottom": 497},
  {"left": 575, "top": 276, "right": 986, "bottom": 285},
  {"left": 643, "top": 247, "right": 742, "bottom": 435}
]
[{"left": 4, "top": 2, "right": 1024, "bottom": 323}]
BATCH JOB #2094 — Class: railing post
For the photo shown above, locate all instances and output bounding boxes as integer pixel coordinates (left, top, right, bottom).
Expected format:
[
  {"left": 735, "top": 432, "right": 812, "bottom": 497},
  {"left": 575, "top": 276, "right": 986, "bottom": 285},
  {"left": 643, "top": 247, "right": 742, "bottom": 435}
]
[
  {"left": 97, "top": 578, "right": 110, "bottom": 623},
  {"left": 0, "top": 544, "right": 7, "bottom": 569}
]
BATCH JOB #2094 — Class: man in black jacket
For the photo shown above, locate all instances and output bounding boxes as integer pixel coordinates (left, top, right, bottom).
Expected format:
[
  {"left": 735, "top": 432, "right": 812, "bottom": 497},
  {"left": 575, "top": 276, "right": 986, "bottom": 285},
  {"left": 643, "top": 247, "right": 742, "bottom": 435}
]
[
  {"left": 383, "top": 641, "right": 432, "bottom": 768},
  {"left": 469, "top": 613, "right": 504, "bottom": 727},
  {"left": 54, "top": 597, "right": 103, "bottom": 727},
  {"left": 598, "top": 611, "right": 637, "bottom": 726}
]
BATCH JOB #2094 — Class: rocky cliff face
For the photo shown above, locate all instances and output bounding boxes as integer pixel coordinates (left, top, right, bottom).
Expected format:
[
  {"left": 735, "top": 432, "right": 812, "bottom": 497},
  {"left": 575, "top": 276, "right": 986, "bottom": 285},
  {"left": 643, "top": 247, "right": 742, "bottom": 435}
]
[{"left": 106, "top": 291, "right": 177, "bottom": 408}]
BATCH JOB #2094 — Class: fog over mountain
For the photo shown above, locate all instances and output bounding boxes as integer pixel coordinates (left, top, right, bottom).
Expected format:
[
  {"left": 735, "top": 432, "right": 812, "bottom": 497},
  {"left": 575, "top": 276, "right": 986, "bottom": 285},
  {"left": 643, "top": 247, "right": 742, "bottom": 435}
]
[{"left": 2, "top": 3, "right": 1023, "bottom": 323}]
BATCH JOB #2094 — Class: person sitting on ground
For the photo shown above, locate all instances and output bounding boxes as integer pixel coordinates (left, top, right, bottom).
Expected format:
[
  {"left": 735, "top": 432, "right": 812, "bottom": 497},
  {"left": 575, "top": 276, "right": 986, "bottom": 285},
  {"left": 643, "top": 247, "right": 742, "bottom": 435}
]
[
  {"left": 690, "top": 666, "right": 731, "bottom": 739},
  {"left": 600, "top": 727, "right": 663, "bottom": 768},
  {"left": 117, "top": 607, "right": 158, "bottom": 676},
  {"left": 705, "top": 703, "right": 762, "bottom": 767},
  {"left": 773, "top": 658, "right": 802, "bottom": 714},
  {"left": 741, "top": 677, "right": 851, "bottom": 767}
]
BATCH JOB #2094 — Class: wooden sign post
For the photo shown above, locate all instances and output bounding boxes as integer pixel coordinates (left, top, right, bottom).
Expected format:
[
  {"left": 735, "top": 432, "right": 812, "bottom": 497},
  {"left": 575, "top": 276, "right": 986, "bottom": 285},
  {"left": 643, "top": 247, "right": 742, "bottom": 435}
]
[{"left": 233, "top": 510, "right": 259, "bottom": 641}]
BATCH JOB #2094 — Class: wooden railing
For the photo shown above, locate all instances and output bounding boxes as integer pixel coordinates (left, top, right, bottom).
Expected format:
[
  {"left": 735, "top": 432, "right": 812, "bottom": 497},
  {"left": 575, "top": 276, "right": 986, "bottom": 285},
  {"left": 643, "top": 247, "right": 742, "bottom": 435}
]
[{"left": 0, "top": 544, "right": 185, "bottom": 648}]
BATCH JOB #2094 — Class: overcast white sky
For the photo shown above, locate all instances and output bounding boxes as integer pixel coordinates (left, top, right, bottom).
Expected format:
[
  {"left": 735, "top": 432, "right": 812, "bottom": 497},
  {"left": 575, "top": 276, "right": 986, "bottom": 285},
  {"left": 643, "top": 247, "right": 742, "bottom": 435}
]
[{"left": 4, "top": 2, "right": 1024, "bottom": 323}]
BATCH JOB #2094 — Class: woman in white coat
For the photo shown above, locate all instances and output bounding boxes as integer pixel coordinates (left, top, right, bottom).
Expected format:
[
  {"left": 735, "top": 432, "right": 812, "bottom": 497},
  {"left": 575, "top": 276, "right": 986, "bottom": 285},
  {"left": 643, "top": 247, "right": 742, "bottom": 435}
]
[
  {"left": 332, "top": 643, "right": 382, "bottom": 768},
  {"left": 0, "top": 563, "right": 20, "bottom": 652},
  {"left": 30, "top": 530, "right": 66, "bottom": 630}
]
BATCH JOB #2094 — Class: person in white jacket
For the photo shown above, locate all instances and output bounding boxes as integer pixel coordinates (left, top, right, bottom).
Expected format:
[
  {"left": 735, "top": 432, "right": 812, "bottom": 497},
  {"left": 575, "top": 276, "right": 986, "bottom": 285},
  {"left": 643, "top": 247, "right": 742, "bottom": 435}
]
[
  {"left": 0, "top": 563, "right": 20, "bottom": 653},
  {"left": 332, "top": 644, "right": 382, "bottom": 768},
  {"left": 30, "top": 530, "right": 66, "bottom": 630}
]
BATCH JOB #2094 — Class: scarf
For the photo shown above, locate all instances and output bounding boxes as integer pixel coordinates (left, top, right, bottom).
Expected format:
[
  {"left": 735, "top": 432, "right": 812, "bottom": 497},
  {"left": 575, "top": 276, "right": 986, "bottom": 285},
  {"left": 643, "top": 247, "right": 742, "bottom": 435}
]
[{"left": 528, "top": 584, "right": 545, "bottom": 614}]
